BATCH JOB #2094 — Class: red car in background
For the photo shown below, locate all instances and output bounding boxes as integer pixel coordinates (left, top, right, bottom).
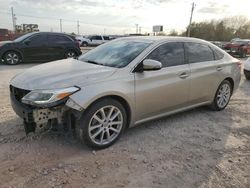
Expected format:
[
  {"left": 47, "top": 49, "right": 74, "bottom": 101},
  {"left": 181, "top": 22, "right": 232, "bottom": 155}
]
[{"left": 223, "top": 39, "right": 250, "bottom": 58}]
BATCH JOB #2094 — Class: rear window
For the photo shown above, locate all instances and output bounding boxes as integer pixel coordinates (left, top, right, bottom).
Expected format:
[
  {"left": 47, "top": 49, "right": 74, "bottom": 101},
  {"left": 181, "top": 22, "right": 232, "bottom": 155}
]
[
  {"left": 185, "top": 42, "right": 214, "bottom": 63},
  {"left": 213, "top": 48, "right": 224, "bottom": 60},
  {"left": 103, "top": 36, "right": 110, "bottom": 40},
  {"left": 48, "top": 35, "right": 72, "bottom": 42}
]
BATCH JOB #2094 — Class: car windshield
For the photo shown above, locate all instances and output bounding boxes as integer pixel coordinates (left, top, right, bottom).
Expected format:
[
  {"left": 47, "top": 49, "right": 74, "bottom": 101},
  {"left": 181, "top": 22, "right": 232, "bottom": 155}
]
[
  {"left": 13, "top": 33, "right": 34, "bottom": 42},
  {"left": 78, "top": 40, "right": 152, "bottom": 68}
]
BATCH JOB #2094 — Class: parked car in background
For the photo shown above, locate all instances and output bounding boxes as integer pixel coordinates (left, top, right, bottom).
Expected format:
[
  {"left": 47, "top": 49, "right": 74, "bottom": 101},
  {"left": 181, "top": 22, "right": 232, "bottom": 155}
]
[
  {"left": 210, "top": 41, "right": 223, "bottom": 48},
  {"left": 10, "top": 36, "right": 241, "bottom": 149},
  {"left": 244, "top": 58, "right": 250, "bottom": 80},
  {"left": 75, "top": 35, "right": 88, "bottom": 47},
  {"left": 77, "top": 35, "right": 110, "bottom": 46},
  {"left": 0, "top": 32, "right": 82, "bottom": 65},
  {"left": 223, "top": 39, "right": 250, "bottom": 58}
]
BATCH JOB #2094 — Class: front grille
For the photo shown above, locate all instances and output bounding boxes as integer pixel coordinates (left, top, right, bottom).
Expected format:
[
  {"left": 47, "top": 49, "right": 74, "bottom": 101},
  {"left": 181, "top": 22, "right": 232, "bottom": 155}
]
[{"left": 10, "top": 85, "right": 31, "bottom": 103}]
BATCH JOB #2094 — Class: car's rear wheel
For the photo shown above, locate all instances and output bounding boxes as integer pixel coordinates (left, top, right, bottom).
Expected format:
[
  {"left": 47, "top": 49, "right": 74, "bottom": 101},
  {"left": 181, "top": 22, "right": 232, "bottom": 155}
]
[
  {"left": 65, "top": 50, "right": 77, "bottom": 59},
  {"left": 3, "top": 51, "right": 21, "bottom": 65},
  {"left": 210, "top": 80, "right": 232, "bottom": 111},
  {"left": 81, "top": 42, "right": 88, "bottom": 47},
  {"left": 76, "top": 98, "right": 127, "bottom": 149}
]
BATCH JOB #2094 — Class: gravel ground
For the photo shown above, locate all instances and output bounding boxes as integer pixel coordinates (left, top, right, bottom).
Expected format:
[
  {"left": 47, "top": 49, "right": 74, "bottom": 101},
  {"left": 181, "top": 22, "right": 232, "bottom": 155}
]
[{"left": 0, "top": 58, "right": 249, "bottom": 188}]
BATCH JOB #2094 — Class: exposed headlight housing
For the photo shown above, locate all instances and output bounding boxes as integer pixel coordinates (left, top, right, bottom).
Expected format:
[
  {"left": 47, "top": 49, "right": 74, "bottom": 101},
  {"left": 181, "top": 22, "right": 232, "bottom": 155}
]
[{"left": 22, "top": 86, "right": 80, "bottom": 107}]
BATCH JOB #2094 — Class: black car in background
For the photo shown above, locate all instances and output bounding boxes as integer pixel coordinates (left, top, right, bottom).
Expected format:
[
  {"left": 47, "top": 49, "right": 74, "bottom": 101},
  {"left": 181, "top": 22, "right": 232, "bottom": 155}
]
[{"left": 0, "top": 32, "right": 82, "bottom": 65}]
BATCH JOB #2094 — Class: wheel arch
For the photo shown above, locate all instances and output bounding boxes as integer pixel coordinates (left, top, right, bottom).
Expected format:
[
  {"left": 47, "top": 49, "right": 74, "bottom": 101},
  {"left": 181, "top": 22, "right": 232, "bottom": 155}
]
[
  {"left": 2, "top": 49, "right": 23, "bottom": 61},
  {"left": 224, "top": 77, "right": 234, "bottom": 91},
  {"left": 83, "top": 95, "right": 132, "bottom": 129}
]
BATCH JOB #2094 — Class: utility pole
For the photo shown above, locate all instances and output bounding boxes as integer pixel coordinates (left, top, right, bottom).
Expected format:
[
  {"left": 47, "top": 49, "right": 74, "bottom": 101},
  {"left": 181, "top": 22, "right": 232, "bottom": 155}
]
[
  {"left": 135, "top": 24, "right": 138, "bottom": 34},
  {"left": 11, "top": 7, "right": 16, "bottom": 33},
  {"left": 103, "top": 28, "right": 106, "bottom": 35},
  {"left": 77, "top": 20, "right": 80, "bottom": 35},
  {"left": 60, "top": 19, "right": 62, "bottom": 32},
  {"left": 139, "top": 27, "right": 141, "bottom": 34},
  {"left": 187, "top": 2, "right": 196, "bottom": 37}
]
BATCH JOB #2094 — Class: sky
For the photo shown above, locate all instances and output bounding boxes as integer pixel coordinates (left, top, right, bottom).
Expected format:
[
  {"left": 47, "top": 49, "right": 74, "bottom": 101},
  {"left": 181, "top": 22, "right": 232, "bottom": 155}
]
[{"left": 1, "top": 0, "right": 250, "bottom": 35}]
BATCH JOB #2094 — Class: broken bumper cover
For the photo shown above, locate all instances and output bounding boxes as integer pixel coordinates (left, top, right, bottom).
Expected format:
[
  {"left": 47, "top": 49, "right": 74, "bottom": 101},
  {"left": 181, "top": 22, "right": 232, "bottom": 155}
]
[{"left": 10, "top": 92, "right": 68, "bottom": 133}]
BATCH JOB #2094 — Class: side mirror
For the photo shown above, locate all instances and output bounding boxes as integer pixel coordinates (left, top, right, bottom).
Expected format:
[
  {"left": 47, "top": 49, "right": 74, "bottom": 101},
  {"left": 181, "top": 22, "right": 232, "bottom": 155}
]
[
  {"left": 23, "top": 39, "right": 31, "bottom": 45},
  {"left": 143, "top": 59, "right": 162, "bottom": 71}
]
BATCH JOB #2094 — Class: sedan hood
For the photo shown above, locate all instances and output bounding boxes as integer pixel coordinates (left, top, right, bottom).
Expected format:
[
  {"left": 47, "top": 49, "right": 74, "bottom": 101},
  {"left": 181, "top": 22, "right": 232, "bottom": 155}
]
[{"left": 10, "top": 59, "right": 117, "bottom": 90}]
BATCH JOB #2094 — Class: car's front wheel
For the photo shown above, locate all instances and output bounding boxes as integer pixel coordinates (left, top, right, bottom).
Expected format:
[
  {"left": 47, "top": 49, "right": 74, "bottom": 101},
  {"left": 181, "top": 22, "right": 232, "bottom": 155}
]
[
  {"left": 210, "top": 80, "right": 232, "bottom": 111},
  {"left": 76, "top": 98, "right": 127, "bottom": 149},
  {"left": 3, "top": 51, "right": 21, "bottom": 65}
]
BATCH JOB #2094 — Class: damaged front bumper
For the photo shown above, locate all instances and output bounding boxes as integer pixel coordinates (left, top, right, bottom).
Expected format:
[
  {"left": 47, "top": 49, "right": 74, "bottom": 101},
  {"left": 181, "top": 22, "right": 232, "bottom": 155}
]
[{"left": 10, "top": 86, "right": 82, "bottom": 134}]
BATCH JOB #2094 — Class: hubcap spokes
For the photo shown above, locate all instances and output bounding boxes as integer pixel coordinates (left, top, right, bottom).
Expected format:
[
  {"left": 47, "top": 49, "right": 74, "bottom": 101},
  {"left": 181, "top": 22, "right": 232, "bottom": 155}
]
[
  {"left": 67, "top": 52, "right": 75, "bottom": 58},
  {"left": 217, "top": 84, "right": 231, "bottom": 108},
  {"left": 89, "top": 105, "right": 123, "bottom": 145},
  {"left": 6, "top": 53, "right": 18, "bottom": 64}
]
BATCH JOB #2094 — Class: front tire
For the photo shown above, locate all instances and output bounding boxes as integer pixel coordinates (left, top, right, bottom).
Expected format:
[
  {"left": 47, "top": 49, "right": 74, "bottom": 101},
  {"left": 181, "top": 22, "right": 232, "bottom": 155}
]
[
  {"left": 3, "top": 51, "right": 21, "bottom": 65},
  {"left": 76, "top": 98, "right": 127, "bottom": 149},
  {"left": 210, "top": 80, "right": 232, "bottom": 111}
]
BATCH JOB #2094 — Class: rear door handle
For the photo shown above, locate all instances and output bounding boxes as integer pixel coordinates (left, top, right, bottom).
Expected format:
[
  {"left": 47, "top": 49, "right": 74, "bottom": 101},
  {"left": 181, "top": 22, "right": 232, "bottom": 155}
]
[
  {"left": 179, "top": 72, "right": 189, "bottom": 79},
  {"left": 217, "top": 66, "right": 223, "bottom": 71}
]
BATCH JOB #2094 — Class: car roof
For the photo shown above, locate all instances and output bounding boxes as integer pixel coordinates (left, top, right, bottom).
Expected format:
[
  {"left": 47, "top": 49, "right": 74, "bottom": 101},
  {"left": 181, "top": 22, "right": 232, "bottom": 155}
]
[
  {"left": 29, "top": 31, "right": 73, "bottom": 37},
  {"left": 117, "top": 36, "right": 211, "bottom": 45}
]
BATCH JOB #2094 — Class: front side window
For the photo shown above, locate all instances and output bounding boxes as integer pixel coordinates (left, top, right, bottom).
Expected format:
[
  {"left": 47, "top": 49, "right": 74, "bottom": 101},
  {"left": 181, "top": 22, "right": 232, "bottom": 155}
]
[
  {"left": 28, "top": 34, "right": 47, "bottom": 44},
  {"left": 79, "top": 40, "right": 152, "bottom": 68},
  {"left": 146, "top": 42, "right": 185, "bottom": 67},
  {"left": 185, "top": 43, "right": 214, "bottom": 63}
]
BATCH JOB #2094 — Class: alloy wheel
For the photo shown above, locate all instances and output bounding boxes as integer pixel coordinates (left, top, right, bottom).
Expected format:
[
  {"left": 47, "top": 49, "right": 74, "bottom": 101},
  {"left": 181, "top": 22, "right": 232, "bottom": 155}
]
[
  {"left": 216, "top": 83, "right": 231, "bottom": 109},
  {"left": 88, "top": 105, "right": 123, "bottom": 146},
  {"left": 5, "top": 52, "right": 19, "bottom": 65},
  {"left": 66, "top": 51, "right": 76, "bottom": 58}
]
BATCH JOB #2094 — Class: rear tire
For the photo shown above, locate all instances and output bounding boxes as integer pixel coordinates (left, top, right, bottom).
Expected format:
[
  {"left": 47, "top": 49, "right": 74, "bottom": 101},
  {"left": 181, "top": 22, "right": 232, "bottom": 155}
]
[
  {"left": 3, "top": 51, "right": 21, "bottom": 65},
  {"left": 65, "top": 50, "right": 77, "bottom": 59},
  {"left": 76, "top": 98, "right": 127, "bottom": 149},
  {"left": 210, "top": 80, "right": 232, "bottom": 111},
  {"left": 81, "top": 42, "right": 88, "bottom": 47}
]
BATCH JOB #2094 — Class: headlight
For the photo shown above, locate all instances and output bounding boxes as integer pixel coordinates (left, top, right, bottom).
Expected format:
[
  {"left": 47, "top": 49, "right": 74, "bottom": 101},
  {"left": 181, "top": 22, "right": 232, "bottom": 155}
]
[{"left": 22, "top": 86, "right": 80, "bottom": 107}]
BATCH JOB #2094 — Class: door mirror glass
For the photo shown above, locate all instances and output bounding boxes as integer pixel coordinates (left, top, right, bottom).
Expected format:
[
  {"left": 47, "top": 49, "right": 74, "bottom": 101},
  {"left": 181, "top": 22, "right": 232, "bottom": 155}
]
[{"left": 143, "top": 59, "right": 162, "bottom": 71}]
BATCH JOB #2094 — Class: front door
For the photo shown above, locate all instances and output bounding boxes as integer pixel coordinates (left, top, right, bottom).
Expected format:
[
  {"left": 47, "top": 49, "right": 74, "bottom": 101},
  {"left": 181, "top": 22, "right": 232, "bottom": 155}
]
[
  {"left": 21, "top": 34, "right": 49, "bottom": 61},
  {"left": 135, "top": 42, "right": 190, "bottom": 121}
]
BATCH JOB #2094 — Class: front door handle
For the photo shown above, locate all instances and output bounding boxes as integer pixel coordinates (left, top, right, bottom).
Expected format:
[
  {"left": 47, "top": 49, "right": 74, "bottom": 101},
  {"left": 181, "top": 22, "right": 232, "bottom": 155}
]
[
  {"left": 179, "top": 72, "right": 189, "bottom": 79},
  {"left": 217, "top": 66, "right": 223, "bottom": 71}
]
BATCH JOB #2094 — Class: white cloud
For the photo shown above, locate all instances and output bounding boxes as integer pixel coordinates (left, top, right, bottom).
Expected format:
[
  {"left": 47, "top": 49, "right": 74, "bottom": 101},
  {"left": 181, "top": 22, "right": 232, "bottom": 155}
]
[{"left": 0, "top": 0, "right": 250, "bottom": 34}]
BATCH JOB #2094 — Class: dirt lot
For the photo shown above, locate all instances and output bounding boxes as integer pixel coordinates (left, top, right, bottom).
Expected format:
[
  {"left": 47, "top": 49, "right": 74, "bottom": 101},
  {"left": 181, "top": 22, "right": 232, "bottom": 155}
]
[{"left": 0, "top": 59, "right": 249, "bottom": 188}]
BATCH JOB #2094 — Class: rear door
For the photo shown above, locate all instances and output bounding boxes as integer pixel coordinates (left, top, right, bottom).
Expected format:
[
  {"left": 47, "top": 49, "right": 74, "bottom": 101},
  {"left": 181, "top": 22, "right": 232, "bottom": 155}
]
[
  {"left": 135, "top": 42, "right": 190, "bottom": 121},
  {"left": 21, "top": 34, "right": 49, "bottom": 61},
  {"left": 47, "top": 34, "right": 73, "bottom": 60},
  {"left": 184, "top": 42, "right": 219, "bottom": 104}
]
